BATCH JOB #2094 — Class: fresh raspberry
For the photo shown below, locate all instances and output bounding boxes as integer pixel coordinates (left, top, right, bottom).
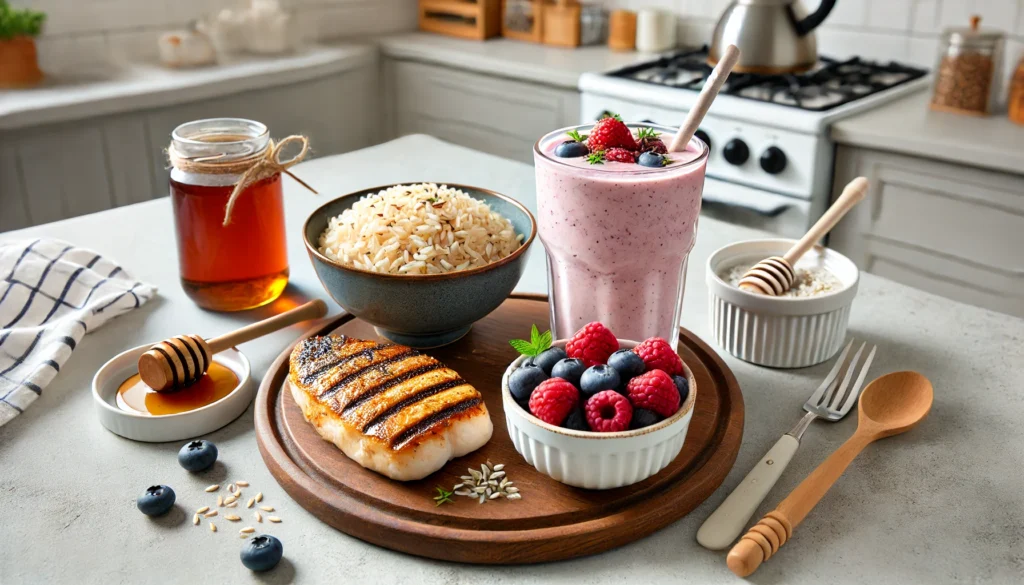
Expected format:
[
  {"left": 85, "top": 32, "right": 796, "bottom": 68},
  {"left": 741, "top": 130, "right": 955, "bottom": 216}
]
[
  {"left": 604, "top": 148, "right": 637, "bottom": 163},
  {"left": 633, "top": 337, "right": 684, "bottom": 375},
  {"left": 566, "top": 322, "right": 619, "bottom": 367},
  {"left": 626, "top": 370, "right": 681, "bottom": 418},
  {"left": 638, "top": 137, "right": 668, "bottom": 154},
  {"left": 587, "top": 117, "right": 636, "bottom": 152},
  {"left": 528, "top": 378, "right": 578, "bottom": 426},
  {"left": 585, "top": 390, "right": 633, "bottom": 432}
]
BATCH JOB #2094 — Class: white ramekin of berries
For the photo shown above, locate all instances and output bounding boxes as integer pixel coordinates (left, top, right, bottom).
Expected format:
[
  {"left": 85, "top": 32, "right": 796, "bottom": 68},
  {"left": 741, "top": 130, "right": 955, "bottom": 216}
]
[{"left": 501, "top": 322, "right": 697, "bottom": 490}]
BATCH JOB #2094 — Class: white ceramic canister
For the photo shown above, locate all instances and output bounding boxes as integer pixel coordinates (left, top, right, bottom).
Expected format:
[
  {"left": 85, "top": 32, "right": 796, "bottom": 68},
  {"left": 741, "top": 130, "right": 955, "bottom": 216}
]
[
  {"left": 636, "top": 9, "right": 677, "bottom": 53},
  {"left": 706, "top": 239, "right": 860, "bottom": 369}
]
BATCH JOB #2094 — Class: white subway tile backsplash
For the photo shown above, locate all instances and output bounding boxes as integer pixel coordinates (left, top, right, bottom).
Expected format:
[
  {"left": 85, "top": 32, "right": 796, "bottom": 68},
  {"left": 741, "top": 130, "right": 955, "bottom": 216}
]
[
  {"left": 907, "top": 35, "right": 941, "bottom": 68},
  {"left": 824, "top": 0, "right": 867, "bottom": 28},
  {"left": 910, "top": 0, "right": 942, "bottom": 34},
  {"left": 816, "top": 27, "right": 910, "bottom": 62},
  {"left": 35, "top": 34, "right": 110, "bottom": 76},
  {"left": 972, "top": 0, "right": 1019, "bottom": 35},
  {"left": 939, "top": 0, "right": 973, "bottom": 29},
  {"left": 866, "top": 0, "right": 912, "bottom": 31}
]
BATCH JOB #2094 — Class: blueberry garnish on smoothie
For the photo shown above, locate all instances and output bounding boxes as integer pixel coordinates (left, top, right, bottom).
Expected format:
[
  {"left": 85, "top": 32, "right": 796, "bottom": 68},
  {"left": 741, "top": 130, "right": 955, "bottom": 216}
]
[
  {"left": 638, "top": 151, "right": 667, "bottom": 168},
  {"left": 554, "top": 129, "right": 590, "bottom": 158}
]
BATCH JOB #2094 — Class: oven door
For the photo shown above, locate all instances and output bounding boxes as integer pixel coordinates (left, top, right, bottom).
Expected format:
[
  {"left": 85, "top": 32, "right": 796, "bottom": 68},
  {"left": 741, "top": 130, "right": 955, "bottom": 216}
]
[{"left": 700, "top": 177, "right": 811, "bottom": 238}]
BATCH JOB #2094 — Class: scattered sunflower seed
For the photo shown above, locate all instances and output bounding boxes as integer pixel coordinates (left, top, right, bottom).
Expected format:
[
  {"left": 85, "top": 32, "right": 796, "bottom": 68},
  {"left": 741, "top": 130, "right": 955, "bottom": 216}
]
[
  {"left": 452, "top": 461, "right": 521, "bottom": 503},
  {"left": 216, "top": 495, "right": 223, "bottom": 507},
  {"left": 204, "top": 510, "right": 218, "bottom": 518},
  {"left": 255, "top": 492, "right": 263, "bottom": 503},
  {"left": 210, "top": 522, "right": 217, "bottom": 532},
  {"left": 226, "top": 502, "right": 237, "bottom": 508},
  {"left": 507, "top": 493, "right": 522, "bottom": 500},
  {"left": 205, "top": 485, "right": 219, "bottom": 493},
  {"left": 246, "top": 498, "right": 255, "bottom": 508},
  {"left": 196, "top": 506, "right": 210, "bottom": 514},
  {"left": 193, "top": 514, "right": 200, "bottom": 526},
  {"left": 240, "top": 527, "right": 255, "bottom": 534},
  {"left": 260, "top": 506, "right": 274, "bottom": 512},
  {"left": 227, "top": 484, "right": 237, "bottom": 494},
  {"left": 489, "top": 492, "right": 501, "bottom": 500},
  {"left": 255, "top": 511, "right": 262, "bottom": 523},
  {"left": 224, "top": 514, "right": 241, "bottom": 522},
  {"left": 235, "top": 481, "right": 249, "bottom": 487},
  {"left": 268, "top": 517, "right": 282, "bottom": 523},
  {"left": 493, "top": 464, "right": 505, "bottom": 471},
  {"left": 224, "top": 495, "right": 238, "bottom": 505}
]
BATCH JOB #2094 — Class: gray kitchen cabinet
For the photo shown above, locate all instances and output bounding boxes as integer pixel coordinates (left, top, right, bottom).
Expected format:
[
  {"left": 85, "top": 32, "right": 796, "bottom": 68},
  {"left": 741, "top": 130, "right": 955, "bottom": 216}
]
[
  {"left": 0, "top": 65, "right": 379, "bottom": 232},
  {"left": 383, "top": 58, "right": 580, "bottom": 164},
  {"left": 829, "top": 145, "right": 1024, "bottom": 317}
]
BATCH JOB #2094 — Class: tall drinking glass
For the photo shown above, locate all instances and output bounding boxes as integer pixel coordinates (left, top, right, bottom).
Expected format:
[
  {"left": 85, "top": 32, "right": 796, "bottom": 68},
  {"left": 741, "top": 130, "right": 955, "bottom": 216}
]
[{"left": 534, "top": 123, "right": 709, "bottom": 348}]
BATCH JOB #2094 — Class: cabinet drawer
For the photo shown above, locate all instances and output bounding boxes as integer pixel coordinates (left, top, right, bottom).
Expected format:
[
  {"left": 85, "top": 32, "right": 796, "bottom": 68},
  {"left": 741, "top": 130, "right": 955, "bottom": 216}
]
[
  {"left": 830, "top": 146, "right": 1024, "bottom": 317},
  {"left": 391, "top": 60, "right": 578, "bottom": 162}
]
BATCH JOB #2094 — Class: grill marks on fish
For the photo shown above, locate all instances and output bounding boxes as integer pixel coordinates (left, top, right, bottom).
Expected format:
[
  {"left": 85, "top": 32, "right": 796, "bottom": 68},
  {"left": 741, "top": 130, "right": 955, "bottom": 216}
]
[{"left": 289, "top": 335, "right": 486, "bottom": 452}]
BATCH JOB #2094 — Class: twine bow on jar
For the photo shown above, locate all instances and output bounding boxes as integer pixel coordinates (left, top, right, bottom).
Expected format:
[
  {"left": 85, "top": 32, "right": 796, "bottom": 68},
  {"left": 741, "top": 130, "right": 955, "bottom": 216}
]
[{"left": 168, "top": 135, "right": 318, "bottom": 225}]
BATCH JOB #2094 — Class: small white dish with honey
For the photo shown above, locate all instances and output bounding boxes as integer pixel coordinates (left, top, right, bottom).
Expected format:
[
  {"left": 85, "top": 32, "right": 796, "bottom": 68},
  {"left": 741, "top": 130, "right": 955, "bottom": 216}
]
[{"left": 92, "top": 343, "right": 251, "bottom": 442}]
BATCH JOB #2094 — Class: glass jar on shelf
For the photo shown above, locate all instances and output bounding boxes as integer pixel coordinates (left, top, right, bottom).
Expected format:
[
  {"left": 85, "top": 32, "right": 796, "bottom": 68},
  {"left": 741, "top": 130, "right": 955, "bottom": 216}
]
[{"left": 930, "top": 15, "right": 1004, "bottom": 116}]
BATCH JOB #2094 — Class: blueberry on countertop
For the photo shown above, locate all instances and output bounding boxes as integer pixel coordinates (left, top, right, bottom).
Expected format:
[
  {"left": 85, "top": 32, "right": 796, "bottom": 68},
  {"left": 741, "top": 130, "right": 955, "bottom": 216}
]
[
  {"left": 562, "top": 408, "right": 589, "bottom": 432},
  {"left": 509, "top": 364, "right": 548, "bottom": 406},
  {"left": 638, "top": 151, "right": 666, "bottom": 168},
  {"left": 178, "top": 439, "right": 218, "bottom": 472},
  {"left": 551, "top": 358, "right": 586, "bottom": 388},
  {"left": 673, "top": 375, "right": 690, "bottom": 404},
  {"left": 608, "top": 349, "right": 646, "bottom": 380},
  {"left": 580, "top": 364, "right": 621, "bottom": 398},
  {"left": 555, "top": 140, "right": 590, "bottom": 158},
  {"left": 241, "top": 534, "right": 284, "bottom": 572},
  {"left": 136, "top": 485, "right": 175, "bottom": 516},
  {"left": 533, "top": 347, "right": 567, "bottom": 375},
  {"left": 630, "top": 408, "right": 663, "bottom": 430}
]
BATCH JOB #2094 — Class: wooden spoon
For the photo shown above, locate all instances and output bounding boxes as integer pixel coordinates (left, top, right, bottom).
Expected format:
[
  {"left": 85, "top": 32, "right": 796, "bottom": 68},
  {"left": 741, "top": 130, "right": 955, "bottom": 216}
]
[
  {"left": 738, "top": 176, "right": 869, "bottom": 295},
  {"left": 138, "top": 299, "right": 328, "bottom": 392},
  {"left": 726, "top": 371, "right": 933, "bottom": 577}
]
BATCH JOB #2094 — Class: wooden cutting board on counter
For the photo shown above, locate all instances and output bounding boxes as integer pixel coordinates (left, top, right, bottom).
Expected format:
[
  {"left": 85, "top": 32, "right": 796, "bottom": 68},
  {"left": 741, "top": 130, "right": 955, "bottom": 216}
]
[{"left": 254, "top": 294, "right": 744, "bottom": 564}]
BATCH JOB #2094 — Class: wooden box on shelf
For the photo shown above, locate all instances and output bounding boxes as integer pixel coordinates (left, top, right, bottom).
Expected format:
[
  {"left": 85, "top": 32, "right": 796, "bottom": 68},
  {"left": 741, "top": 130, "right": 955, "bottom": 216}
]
[
  {"left": 419, "top": 0, "right": 502, "bottom": 40},
  {"left": 501, "top": 0, "right": 544, "bottom": 43},
  {"left": 542, "top": 0, "right": 580, "bottom": 47}
]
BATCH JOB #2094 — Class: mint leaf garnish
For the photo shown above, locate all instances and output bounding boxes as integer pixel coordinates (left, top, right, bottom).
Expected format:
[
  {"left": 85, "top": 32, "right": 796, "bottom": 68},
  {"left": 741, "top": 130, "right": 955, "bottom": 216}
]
[
  {"left": 566, "top": 129, "right": 587, "bottom": 142},
  {"left": 509, "top": 324, "right": 553, "bottom": 357},
  {"left": 587, "top": 150, "right": 605, "bottom": 165}
]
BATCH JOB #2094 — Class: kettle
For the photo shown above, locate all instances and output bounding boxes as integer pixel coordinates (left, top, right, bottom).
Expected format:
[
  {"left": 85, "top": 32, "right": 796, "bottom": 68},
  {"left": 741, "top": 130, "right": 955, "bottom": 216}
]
[{"left": 709, "top": 0, "right": 836, "bottom": 74}]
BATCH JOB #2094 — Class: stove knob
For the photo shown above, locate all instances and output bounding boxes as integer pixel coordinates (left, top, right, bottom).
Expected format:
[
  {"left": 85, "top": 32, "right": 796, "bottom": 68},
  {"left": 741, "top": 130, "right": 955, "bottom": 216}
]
[
  {"left": 723, "top": 138, "right": 749, "bottom": 165},
  {"left": 760, "top": 146, "right": 787, "bottom": 175},
  {"left": 695, "top": 129, "right": 711, "bottom": 150}
]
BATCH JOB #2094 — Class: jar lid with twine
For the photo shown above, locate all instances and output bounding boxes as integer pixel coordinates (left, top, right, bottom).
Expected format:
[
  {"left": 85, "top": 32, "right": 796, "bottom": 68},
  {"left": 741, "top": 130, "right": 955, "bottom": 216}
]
[{"left": 168, "top": 135, "right": 318, "bottom": 226}]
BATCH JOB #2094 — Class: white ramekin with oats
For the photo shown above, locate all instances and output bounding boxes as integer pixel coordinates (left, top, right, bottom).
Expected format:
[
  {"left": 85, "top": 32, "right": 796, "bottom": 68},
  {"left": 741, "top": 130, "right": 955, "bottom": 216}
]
[{"left": 706, "top": 239, "right": 860, "bottom": 369}]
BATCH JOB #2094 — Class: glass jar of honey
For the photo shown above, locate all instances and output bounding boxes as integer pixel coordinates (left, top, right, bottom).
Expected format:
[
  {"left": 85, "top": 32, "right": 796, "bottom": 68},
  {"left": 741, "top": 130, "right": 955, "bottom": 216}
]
[{"left": 169, "top": 119, "right": 289, "bottom": 311}]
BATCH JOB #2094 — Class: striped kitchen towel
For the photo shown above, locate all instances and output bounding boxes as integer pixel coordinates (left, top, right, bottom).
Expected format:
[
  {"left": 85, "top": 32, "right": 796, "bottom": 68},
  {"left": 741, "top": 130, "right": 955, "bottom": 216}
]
[{"left": 0, "top": 239, "right": 157, "bottom": 426}]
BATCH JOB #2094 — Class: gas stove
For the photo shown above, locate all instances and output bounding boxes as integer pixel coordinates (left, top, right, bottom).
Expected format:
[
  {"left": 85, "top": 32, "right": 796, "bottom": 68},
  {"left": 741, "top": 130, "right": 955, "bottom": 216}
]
[
  {"left": 612, "top": 48, "right": 927, "bottom": 112},
  {"left": 578, "top": 48, "right": 930, "bottom": 238}
]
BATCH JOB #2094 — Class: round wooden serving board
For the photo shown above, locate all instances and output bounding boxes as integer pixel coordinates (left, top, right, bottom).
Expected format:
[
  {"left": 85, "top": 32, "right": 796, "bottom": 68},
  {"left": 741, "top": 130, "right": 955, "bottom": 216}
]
[{"left": 255, "top": 294, "right": 744, "bottom": 564}]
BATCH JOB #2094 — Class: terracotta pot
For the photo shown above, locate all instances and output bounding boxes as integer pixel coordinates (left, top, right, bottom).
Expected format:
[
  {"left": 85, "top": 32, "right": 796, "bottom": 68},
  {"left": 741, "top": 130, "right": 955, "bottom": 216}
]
[{"left": 0, "top": 36, "right": 44, "bottom": 88}]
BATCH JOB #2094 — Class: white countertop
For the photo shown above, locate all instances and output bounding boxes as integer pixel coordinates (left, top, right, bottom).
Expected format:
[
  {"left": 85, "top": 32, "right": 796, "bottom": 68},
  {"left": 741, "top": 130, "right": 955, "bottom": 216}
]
[
  {"left": 1, "top": 135, "right": 1022, "bottom": 584},
  {"left": 830, "top": 91, "right": 1024, "bottom": 175},
  {"left": 378, "top": 32, "right": 651, "bottom": 89},
  {"left": 0, "top": 43, "right": 376, "bottom": 131}
]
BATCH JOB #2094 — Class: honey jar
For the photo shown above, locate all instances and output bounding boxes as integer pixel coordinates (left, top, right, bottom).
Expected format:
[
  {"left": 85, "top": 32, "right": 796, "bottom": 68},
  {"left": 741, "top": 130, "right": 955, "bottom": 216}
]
[
  {"left": 168, "top": 119, "right": 311, "bottom": 311},
  {"left": 930, "top": 15, "right": 1004, "bottom": 116}
]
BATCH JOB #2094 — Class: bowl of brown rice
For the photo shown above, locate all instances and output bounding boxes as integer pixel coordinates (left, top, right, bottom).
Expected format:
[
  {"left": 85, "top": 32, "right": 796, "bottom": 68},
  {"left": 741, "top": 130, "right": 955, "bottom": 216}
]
[{"left": 303, "top": 182, "right": 536, "bottom": 348}]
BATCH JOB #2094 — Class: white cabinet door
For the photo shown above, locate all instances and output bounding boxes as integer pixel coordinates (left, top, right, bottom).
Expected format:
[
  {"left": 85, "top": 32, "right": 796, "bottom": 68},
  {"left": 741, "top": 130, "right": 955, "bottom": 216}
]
[
  {"left": 830, "top": 145, "right": 1024, "bottom": 317},
  {"left": 388, "top": 59, "right": 580, "bottom": 164}
]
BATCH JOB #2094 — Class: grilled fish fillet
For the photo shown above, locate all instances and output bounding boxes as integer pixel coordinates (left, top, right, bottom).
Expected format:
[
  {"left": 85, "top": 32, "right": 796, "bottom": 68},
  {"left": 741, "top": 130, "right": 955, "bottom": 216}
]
[{"left": 287, "top": 335, "right": 492, "bottom": 481}]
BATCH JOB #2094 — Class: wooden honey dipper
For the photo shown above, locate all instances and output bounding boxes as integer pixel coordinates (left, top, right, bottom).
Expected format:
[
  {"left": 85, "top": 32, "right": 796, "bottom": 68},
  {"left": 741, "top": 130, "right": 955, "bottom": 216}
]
[
  {"left": 138, "top": 299, "right": 328, "bottom": 392},
  {"left": 738, "top": 176, "right": 869, "bottom": 295}
]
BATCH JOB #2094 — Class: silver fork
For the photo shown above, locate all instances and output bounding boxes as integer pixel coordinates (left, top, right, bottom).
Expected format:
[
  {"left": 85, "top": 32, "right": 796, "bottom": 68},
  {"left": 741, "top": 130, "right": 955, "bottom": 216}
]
[{"left": 696, "top": 340, "right": 877, "bottom": 550}]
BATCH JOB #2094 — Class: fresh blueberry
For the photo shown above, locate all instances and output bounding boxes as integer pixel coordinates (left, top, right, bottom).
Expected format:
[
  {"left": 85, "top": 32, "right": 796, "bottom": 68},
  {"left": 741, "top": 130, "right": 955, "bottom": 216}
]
[
  {"left": 562, "top": 408, "right": 589, "bottom": 432},
  {"left": 533, "top": 347, "right": 567, "bottom": 375},
  {"left": 608, "top": 349, "right": 646, "bottom": 380},
  {"left": 178, "top": 439, "right": 218, "bottom": 472},
  {"left": 136, "top": 485, "right": 175, "bottom": 516},
  {"left": 509, "top": 364, "right": 548, "bottom": 405},
  {"left": 673, "top": 375, "right": 690, "bottom": 404},
  {"left": 580, "top": 364, "right": 621, "bottom": 398},
  {"left": 551, "top": 358, "right": 586, "bottom": 388},
  {"left": 630, "top": 407, "right": 663, "bottom": 430},
  {"left": 638, "top": 151, "right": 665, "bottom": 168},
  {"left": 240, "top": 534, "right": 284, "bottom": 572},
  {"left": 554, "top": 140, "right": 590, "bottom": 158}
]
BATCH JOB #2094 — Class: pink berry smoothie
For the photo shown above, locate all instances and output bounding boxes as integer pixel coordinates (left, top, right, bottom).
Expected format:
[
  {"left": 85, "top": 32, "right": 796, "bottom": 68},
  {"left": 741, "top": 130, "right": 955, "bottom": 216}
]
[{"left": 534, "top": 123, "right": 709, "bottom": 348}]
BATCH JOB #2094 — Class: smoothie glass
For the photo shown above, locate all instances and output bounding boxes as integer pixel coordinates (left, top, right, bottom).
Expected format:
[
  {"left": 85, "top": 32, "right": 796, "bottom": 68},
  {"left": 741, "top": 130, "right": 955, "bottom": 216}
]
[{"left": 534, "top": 123, "right": 709, "bottom": 348}]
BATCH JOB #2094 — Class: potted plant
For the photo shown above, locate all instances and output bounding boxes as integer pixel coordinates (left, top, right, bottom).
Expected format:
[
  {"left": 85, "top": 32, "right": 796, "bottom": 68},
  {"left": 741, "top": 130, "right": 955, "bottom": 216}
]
[{"left": 0, "top": 1, "right": 46, "bottom": 88}]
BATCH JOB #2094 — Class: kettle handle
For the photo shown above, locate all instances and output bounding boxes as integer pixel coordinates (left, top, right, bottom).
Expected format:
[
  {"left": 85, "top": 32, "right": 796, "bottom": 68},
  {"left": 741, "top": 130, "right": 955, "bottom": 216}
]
[{"left": 790, "top": 0, "right": 835, "bottom": 37}]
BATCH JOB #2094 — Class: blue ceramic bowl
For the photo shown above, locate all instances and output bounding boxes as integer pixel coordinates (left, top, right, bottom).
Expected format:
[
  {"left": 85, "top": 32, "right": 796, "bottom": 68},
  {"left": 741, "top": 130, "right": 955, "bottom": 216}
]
[{"left": 303, "top": 183, "right": 537, "bottom": 348}]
